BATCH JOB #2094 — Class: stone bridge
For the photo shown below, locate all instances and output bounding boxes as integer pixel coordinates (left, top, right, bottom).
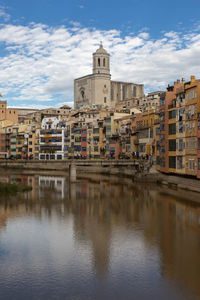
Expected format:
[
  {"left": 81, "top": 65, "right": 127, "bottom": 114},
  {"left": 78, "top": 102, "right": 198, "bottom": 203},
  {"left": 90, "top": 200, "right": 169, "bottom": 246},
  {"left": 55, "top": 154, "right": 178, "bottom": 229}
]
[{"left": 0, "top": 159, "right": 154, "bottom": 182}]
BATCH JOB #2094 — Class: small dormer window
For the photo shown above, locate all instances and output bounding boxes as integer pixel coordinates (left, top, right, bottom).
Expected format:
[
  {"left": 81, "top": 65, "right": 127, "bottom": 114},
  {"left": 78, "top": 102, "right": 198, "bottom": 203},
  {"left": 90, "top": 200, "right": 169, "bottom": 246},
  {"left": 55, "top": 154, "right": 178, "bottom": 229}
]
[{"left": 98, "top": 58, "right": 100, "bottom": 66}]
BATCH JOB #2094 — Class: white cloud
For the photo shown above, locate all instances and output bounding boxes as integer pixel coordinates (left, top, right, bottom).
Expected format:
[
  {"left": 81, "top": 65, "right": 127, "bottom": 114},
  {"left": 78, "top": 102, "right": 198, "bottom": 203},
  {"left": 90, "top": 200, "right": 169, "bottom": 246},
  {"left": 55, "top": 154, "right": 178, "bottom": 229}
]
[{"left": 0, "top": 22, "right": 200, "bottom": 107}]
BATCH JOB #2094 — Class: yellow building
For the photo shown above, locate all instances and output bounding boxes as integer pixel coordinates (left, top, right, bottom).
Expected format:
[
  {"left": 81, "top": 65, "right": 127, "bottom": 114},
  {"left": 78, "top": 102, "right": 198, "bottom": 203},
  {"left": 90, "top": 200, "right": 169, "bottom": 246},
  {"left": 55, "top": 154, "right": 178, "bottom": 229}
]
[
  {"left": 184, "top": 76, "right": 200, "bottom": 177},
  {"left": 138, "top": 108, "right": 159, "bottom": 157}
]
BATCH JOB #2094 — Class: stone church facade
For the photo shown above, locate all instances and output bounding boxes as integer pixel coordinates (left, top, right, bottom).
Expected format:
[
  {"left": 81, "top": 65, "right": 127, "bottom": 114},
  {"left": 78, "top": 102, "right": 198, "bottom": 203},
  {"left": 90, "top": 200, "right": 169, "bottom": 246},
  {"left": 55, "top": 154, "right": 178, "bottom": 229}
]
[{"left": 74, "top": 43, "right": 144, "bottom": 110}]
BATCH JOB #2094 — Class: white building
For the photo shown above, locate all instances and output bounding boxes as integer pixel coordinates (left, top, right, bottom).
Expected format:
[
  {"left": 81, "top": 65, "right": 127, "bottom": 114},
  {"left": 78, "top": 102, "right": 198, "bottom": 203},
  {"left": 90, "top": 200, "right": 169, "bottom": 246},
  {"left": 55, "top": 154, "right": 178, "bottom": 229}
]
[{"left": 39, "top": 117, "right": 66, "bottom": 160}]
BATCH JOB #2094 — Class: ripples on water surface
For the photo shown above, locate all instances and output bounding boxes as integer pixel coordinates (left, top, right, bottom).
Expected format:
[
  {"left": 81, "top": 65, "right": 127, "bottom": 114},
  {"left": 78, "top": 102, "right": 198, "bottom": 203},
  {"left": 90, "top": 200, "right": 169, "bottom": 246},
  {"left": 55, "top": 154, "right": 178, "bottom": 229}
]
[{"left": 0, "top": 171, "right": 200, "bottom": 300}]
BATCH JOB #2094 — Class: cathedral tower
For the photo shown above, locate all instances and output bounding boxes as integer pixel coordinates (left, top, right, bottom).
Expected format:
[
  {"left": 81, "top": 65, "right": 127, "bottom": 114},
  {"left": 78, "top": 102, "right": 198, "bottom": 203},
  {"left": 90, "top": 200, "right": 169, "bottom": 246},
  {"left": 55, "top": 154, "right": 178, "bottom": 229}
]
[{"left": 93, "top": 42, "right": 110, "bottom": 75}]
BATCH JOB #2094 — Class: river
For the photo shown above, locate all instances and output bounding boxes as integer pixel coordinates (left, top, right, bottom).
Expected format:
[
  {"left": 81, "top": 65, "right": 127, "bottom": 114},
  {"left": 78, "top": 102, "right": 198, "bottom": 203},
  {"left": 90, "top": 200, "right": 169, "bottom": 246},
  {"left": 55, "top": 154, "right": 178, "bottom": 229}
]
[{"left": 0, "top": 171, "right": 200, "bottom": 300}]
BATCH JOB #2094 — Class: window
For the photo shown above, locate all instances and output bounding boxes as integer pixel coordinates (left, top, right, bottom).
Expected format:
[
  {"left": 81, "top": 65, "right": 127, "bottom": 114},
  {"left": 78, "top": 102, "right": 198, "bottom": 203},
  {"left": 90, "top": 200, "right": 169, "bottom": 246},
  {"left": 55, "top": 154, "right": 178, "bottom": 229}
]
[
  {"left": 160, "top": 111, "right": 165, "bottom": 121},
  {"left": 156, "top": 128, "right": 160, "bottom": 135},
  {"left": 189, "top": 90, "right": 195, "bottom": 100},
  {"left": 198, "top": 158, "right": 200, "bottom": 170},
  {"left": 29, "top": 148, "right": 32, "bottom": 152},
  {"left": 198, "top": 138, "right": 200, "bottom": 150},
  {"left": 160, "top": 123, "right": 165, "bottom": 131},
  {"left": 75, "top": 136, "right": 81, "bottom": 142},
  {"left": 98, "top": 58, "right": 100, "bottom": 66},
  {"left": 82, "top": 147, "right": 86, "bottom": 152},
  {"left": 177, "top": 156, "right": 183, "bottom": 169},
  {"left": 82, "top": 129, "right": 86, "bottom": 134},
  {"left": 104, "top": 97, "right": 107, "bottom": 103},
  {"left": 82, "top": 137, "right": 87, "bottom": 142},
  {"left": 57, "top": 155, "right": 62, "bottom": 160},
  {"left": 94, "top": 146, "right": 98, "bottom": 152},
  {"left": 111, "top": 87, "right": 114, "bottom": 100},
  {"left": 169, "top": 156, "right": 176, "bottom": 169},
  {"left": 103, "top": 58, "right": 105, "bottom": 67},
  {"left": 74, "top": 145, "right": 81, "bottom": 151},
  {"left": 29, "top": 141, "right": 32, "bottom": 145},
  {"left": 106, "top": 125, "right": 111, "bottom": 132},
  {"left": 169, "top": 110, "right": 176, "bottom": 119},
  {"left": 93, "top": 128, "right": 99, "bottom": 134},
  {"left": 123, "top": 85, "right": 126, "bottom": 100},
  {"left": 169, "top": 139, "right": 176, "bottom": 151},
  {"left": 133, "top": 86, "right": 136, "bottom": 97},
  {"left": 179, "top": 121, "right": 184, "bottom": 133},
  {"left": 169, "top": 123, "right": 176, "bottom": 135},
  {"left": 160, "top": 94, "right": 165, "bottom": 106},
  {"left": 188, "top": 137, "right": 196, "bottom": 150},
  {"left": 139, "top": 143, "right": 146, "bottom": 153},
  {"left": 178, "top": 139, "right": 185, "bottom": 151},
  {"left": 93, "top": 136, "right": 99, "bottom": 143},
  {"left": 188, "top": 159, "right": 195, "bottom": 170}
]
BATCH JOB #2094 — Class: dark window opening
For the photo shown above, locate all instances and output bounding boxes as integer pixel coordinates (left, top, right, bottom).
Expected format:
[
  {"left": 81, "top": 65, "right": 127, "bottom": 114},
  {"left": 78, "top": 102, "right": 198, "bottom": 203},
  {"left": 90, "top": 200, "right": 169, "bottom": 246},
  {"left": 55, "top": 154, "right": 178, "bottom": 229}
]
[{"left": 169, "top": 156, "right": 176, "bottom": 169}]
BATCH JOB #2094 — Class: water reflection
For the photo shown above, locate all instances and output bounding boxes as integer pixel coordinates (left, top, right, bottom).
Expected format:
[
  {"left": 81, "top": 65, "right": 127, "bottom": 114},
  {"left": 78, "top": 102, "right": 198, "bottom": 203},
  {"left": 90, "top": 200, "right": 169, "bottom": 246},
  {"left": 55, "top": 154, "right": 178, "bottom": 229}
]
[{"left": 0, "top": 172, "right": 200, "bottom": 299}]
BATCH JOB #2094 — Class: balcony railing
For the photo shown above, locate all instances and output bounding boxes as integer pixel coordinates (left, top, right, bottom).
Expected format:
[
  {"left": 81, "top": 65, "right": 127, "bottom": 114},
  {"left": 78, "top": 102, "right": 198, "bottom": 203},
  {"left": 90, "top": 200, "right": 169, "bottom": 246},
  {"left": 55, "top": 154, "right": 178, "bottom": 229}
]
[{"left": 40, "top": 130, "right": 62, "bottom": 135}]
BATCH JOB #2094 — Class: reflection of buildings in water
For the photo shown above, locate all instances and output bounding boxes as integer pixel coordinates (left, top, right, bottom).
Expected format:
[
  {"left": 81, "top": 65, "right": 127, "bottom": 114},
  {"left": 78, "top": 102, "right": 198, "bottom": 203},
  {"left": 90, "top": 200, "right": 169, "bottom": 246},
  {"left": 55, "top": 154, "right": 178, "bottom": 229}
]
[
  {"left": 39, "top": 176, "right": 66, "bottom": 199},
  {"left": 152, "top": 193, "right": 200, "bottom": 298},
  {"left": 73, "top": 214, "right": 111, "bottom": 277},
  {"left": 1, "top": 172, "right": 200, "bottom": 296},
  {"left": 70, "top": 180, "right": 144, "bottom": 277}
]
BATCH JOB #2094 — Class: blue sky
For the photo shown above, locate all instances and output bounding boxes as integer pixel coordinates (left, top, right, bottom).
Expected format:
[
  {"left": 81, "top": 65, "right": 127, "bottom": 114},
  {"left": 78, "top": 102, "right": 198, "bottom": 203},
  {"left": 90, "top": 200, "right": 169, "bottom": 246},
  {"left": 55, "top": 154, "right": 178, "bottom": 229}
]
[{"left": 0, "top": 0, "right": 200, "bottom": 108}]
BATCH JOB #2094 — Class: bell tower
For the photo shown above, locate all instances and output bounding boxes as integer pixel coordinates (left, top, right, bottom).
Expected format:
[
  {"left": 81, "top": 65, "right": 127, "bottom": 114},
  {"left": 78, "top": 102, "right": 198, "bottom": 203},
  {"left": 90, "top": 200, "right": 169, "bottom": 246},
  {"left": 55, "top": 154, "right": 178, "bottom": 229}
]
[{"left": 93, "top": 42, "right": 110, "bottom": 75}]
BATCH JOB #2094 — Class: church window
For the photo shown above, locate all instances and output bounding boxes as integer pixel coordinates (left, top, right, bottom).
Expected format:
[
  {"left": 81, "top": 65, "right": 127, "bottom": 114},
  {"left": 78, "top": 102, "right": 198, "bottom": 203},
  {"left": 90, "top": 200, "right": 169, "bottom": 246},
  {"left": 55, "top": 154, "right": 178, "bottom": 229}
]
[
  {"left": 81, "top": 89, "right": 85, "bottom": 100},
  {"left": 103, "top": 58, "right": 106, "bottom": 67},
  {"left": 133, "top": 86, "right": 137, "bottom": 97},
  {"left": 123, "top": 85, "right": 126, "bottom": 100},
  {"left": 111, "top": 87, "right": 114, "bottom": 101},
  {"left": 104, "top": 84, "right": 106, "bottom": 88},
  {"left": 98, "top": 58, "right": 100, "bottom": 67},
  {"left": 104, "top": 97, "right": 107, "bottom": 103}
]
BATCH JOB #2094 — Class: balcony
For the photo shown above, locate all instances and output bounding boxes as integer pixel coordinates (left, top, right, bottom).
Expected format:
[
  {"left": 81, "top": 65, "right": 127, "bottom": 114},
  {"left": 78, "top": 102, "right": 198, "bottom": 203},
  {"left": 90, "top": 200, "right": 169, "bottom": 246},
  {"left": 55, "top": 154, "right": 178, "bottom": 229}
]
[{"left": 40, "top": 129, "right": 62, "bottom": 135}]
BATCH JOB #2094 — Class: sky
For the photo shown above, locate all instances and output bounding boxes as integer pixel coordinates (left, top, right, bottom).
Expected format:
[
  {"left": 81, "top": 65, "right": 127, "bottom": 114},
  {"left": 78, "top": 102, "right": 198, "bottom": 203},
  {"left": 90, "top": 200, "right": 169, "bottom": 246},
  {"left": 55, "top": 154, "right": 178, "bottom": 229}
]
[{"left": 0, "top": 0, "right": 200, "bottom": 108}]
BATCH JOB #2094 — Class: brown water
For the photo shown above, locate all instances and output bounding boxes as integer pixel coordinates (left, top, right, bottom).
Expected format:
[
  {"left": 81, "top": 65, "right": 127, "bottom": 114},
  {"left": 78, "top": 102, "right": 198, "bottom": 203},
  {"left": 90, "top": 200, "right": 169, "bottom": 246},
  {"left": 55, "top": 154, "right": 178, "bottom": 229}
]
[{"left": 0, "top": 171, "right": 200, "bottom": 300}]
